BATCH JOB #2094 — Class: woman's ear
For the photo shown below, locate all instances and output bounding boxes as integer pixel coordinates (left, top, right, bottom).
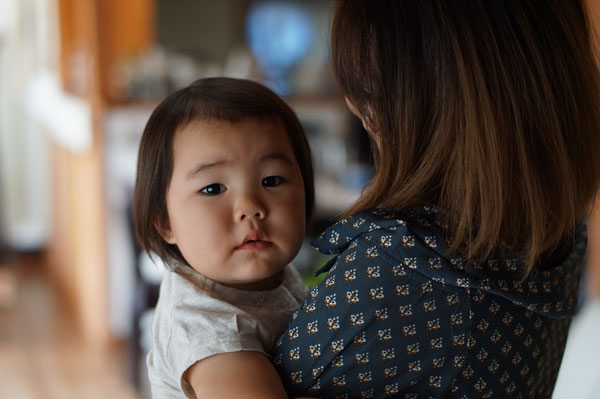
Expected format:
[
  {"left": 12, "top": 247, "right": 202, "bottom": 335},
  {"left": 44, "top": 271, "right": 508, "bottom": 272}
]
[
  {"left": 154, "top": 215, "right": 176, "bottom": 244},
  {"left": 345, "top": 97, "right": 381, "bottom": 152},
  {"left": 345, "top": 97, "right": 376, "bottom": 132}
]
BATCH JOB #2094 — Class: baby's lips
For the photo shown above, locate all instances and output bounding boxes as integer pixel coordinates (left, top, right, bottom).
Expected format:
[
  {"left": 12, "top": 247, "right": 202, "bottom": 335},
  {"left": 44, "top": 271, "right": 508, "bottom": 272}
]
[
  {"left": 236, "top": 230, "right": 272, "bottom": 249},
  {"left": 241, "top": 230, "right": 267, "bottom": 245}
]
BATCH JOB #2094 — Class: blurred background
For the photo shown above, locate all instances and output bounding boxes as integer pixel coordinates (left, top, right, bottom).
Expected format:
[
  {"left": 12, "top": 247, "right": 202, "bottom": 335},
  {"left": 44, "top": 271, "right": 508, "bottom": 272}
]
[{"left": 0, "top": 0, "right": 598, "bottom": 398}]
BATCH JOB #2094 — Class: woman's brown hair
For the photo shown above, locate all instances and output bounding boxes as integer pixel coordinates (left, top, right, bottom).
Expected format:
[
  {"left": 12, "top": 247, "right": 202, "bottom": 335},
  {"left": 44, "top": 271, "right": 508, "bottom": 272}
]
[
  {"left": 134, "top": 77, "right": 314, "bottom": 267},
  {"left": 332, "top": 0, "right": 600, "bottom": 273}
]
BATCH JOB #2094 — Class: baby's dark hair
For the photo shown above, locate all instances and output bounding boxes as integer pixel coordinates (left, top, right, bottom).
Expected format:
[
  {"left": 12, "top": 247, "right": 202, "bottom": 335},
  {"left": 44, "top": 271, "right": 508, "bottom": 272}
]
[
  {"left": 134, "top": 77, "right": 314, "bottom": 266},
  {"left": 332, "top": 0, "right": 600, "bottom": 272}
]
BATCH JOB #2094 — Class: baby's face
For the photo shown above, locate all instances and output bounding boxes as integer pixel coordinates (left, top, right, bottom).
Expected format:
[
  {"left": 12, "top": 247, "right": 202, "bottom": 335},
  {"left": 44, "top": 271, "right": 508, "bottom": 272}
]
[{"left": 162, "top": 118, "right": 306, "bottom": 290}]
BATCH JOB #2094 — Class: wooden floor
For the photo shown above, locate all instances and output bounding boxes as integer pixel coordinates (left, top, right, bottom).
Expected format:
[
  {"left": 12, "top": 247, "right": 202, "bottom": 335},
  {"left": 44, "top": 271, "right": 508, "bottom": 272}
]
[{"left": 0, "top": 254, "right": 139, "bottom": 399}]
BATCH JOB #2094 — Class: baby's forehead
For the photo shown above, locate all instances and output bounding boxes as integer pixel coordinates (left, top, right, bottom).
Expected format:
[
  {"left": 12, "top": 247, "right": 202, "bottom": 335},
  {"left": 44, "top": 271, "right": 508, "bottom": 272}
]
[
  {"left": 171, "top": 115, "right": 303, "bottom": 168},
  {"left": 171, "top": 117, "right": 299, "bottom": 170},
  {"left": 172, "top": 116, "right": 294, "bottom": 151}
]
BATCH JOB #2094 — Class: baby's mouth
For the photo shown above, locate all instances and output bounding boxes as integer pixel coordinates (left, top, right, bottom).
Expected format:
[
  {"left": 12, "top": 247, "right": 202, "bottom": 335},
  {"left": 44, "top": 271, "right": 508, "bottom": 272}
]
[{"left": 237, "top": 231, "right": 272, "bottom": 250}]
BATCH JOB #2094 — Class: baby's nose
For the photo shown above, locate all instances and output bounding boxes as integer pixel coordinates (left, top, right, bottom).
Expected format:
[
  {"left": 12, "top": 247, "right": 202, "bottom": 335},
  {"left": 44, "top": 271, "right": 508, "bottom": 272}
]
[{"left": 234, "top": 194, "right": 267, "bottom": 221}]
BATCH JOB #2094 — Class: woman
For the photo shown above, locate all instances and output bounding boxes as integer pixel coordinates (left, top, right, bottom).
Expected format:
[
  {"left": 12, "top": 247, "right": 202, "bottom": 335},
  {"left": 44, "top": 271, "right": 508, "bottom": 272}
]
[{"left": 273, "top": 1, "right": 600, "bottom": 397}]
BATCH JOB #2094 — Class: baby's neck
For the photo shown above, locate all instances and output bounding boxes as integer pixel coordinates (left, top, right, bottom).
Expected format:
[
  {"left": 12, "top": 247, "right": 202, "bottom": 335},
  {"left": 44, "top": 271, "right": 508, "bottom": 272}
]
[{"left": 222, "top": 270, "right": 284, "bottom": 291}]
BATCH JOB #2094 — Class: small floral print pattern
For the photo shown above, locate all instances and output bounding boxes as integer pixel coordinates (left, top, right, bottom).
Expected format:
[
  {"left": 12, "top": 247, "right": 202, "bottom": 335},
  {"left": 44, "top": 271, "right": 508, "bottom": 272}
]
[{"left": 273, "top": 206, "right": 585, "bottom": 398}]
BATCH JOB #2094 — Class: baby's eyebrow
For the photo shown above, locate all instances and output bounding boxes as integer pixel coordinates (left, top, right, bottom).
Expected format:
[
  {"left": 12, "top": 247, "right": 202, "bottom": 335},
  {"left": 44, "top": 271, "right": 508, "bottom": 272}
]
[
  {"left": 186, "top": 161, "right": 226, "bottom": 179},
  {"left": 260, "top": 152, "right": 294, "bottom": 165},
  {"left": 186, "top": 153, "right": 293, "bottom": 179}
]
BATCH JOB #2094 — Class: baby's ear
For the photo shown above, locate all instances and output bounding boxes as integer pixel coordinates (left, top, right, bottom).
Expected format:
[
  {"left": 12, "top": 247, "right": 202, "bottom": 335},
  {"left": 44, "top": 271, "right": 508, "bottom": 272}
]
[{"left": 154, "top": 215, "right": 176, "bottom": 244}]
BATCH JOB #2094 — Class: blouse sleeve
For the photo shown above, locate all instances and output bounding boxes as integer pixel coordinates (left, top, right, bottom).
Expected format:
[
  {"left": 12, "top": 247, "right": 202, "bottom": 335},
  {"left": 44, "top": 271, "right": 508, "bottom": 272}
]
[{"left": 272, "top": 236, "right": 471, "bottom": 398}]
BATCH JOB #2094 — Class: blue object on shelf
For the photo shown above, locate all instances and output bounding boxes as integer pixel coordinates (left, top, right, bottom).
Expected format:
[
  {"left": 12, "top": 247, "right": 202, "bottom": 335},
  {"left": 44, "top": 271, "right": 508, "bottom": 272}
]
[{"left": 245, "top": 1, "right": 314, "bottom": 95}]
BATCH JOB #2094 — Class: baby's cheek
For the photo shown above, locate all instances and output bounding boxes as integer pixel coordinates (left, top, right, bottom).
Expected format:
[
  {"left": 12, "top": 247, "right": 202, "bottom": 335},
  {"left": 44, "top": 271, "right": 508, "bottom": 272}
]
[
  {"left": 285, "top": 214, "right": 306, "bottom": 254},
  {"left": 184, "top": 239, "right": 215, "bottom": 269}
]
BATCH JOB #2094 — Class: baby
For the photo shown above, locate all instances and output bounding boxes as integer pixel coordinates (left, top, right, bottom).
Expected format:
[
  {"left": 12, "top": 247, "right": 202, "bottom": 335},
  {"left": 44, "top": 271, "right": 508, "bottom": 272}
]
[{"left": 134, "top": 77, "right": 314, "bottom": 398}]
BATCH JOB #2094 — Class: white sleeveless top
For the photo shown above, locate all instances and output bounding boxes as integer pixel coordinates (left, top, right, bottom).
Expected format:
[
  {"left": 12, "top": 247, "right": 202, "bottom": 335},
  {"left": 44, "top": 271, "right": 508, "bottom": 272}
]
[{"left": 146, "top": 264, "right": 307, "bottom": 398}]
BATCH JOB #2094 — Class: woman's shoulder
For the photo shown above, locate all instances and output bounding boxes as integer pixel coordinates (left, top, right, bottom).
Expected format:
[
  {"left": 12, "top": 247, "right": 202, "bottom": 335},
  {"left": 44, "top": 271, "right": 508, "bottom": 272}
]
[
  {"left": 311, "top": 206, "right": 459, "bottom": 280},
  {"left": 313, "top": 207, "right": 440, "bottom": 253}
]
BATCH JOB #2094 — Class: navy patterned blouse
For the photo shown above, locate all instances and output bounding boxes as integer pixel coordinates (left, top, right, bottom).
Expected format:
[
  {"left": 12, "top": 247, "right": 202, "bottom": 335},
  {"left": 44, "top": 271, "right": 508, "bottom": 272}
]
[{"left": 272, "top": 206, "right": 585, "bottom": 398}]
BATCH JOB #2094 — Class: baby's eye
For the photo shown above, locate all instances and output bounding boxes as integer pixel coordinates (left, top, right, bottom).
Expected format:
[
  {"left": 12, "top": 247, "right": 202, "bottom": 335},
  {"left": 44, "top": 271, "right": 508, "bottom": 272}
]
[
  {"left": 262, "top": 176, "right": 286, "bottom": 187},
  {"left": 200, "top": 183, "right": 227, "bottom": 195}
]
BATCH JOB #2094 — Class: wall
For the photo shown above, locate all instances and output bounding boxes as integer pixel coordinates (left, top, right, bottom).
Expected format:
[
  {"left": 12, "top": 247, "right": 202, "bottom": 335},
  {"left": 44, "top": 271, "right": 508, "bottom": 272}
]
[
  {"left": 155, "top": 0, "right": 250, "bottom": 66},
  {"left": 0, "top": 0, "right": 54, "bottom": 252}
]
